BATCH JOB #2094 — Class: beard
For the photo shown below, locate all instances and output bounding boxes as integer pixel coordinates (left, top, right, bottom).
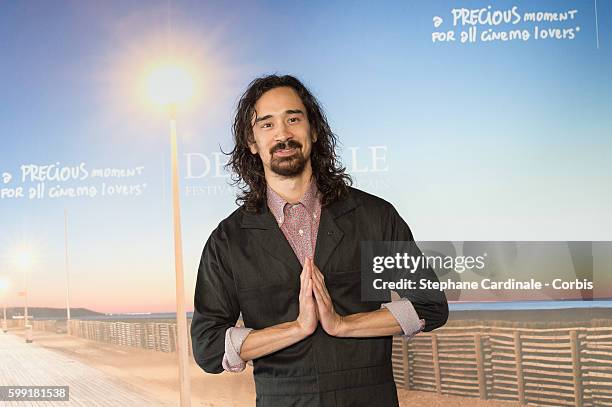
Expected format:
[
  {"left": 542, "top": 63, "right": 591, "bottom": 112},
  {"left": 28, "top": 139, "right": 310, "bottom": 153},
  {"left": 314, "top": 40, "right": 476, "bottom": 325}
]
[{"left": 269, "top": 140, "right": 308, "bottom": 177}]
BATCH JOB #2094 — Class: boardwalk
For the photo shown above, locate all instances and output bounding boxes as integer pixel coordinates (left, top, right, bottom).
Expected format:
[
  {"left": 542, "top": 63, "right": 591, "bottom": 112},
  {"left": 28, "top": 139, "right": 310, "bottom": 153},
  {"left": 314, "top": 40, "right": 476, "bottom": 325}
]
[{"left": 0, "top": 331, "right": 171, "bottom": 406}]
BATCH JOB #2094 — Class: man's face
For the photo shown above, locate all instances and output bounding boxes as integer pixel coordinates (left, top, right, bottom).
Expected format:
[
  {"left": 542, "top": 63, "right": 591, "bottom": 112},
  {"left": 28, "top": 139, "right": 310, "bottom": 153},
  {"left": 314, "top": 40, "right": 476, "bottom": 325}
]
[{"left": 249, "top": 86, "right": 316, "bottom": 177}]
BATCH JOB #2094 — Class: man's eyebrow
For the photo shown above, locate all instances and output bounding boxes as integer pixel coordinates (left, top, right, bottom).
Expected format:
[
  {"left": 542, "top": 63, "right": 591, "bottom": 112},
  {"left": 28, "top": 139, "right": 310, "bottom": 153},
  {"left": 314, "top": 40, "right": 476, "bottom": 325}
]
[
  {"left": 285, "top": 109, "right": 305, "bottom": 116},
  {"left": 253, "top": 109, "right": 305, "bottom": 124}
]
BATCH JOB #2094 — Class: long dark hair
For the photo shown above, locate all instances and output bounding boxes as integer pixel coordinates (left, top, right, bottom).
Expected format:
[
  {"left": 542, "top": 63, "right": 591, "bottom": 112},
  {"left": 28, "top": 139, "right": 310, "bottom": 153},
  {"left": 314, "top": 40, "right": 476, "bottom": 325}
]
[{"left": 226, "top": 74, "right": 352, "bottom": 213}]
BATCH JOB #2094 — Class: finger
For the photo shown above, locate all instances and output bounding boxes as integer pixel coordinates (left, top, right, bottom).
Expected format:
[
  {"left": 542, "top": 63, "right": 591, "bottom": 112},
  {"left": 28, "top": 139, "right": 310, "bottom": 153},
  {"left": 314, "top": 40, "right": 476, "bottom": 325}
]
[
  {"left": 299, "top": 265, "right": 306, "bottom": 298},
  {"left": 310, "top": 262, "right": 330, "bottom": 297},
  {"left": 300, "top": 261, "right": 306, "bottom": 284},
  {"left": 313, "top": 278, "right": 330, "bottom": 308},
  {"left": 301, "top": 257, "right": 313, "bottom": 294},
  {"left": 312, "top": 268, "right": 329, "bottom": 301},
  {"left": 310, "top": 261, "right": 322, "bottom": 283},
  {"left": 307, "top": 258, "right": 313, "bottom": 280},
  {"left": 319, "top": 275, "right": 331, "bottom": 298},
  {"left": 318, "top": 277, "right": 333, "bottom": 308},
  {"left": 309, "top": 263, "right": 318, "bottom": 281},
  {"left": 312, "top": 280, "right": 322, "bottom": 302},
  {"left": 312, "top": 272, "right": 327, "bottom": 293},
  {"left": 311, "top": 257, "right": 320, "bottom": 274},
  {"left": 311, "top": 260, "right": 324, "bottom": 282}
]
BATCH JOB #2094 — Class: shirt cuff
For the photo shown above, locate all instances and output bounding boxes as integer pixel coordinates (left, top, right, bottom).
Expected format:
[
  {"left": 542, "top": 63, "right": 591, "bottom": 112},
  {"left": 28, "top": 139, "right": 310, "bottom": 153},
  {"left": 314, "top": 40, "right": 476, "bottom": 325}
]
[
  {"left": 222, "top": 327, "right": 253, "bottom": 372},
  {"left": 382, "top": 299, "right": 426, "bottom": 338}
]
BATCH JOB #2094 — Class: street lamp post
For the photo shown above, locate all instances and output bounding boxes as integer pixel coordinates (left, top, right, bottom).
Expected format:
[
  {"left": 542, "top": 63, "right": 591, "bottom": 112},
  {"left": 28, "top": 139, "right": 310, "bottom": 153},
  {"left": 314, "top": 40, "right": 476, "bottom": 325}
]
[
  {"left": 2, "top": 303, "right": 6, "bottom": 333},
  {"left": 64, "top": 209, "right": 71, "bottom": 335},
  {"left": 15, "top": 250, "right": 34, "bottom": 343},
  {"left": 147, "top": 64, "right": 194, "bottom": 407},
  {"left": 0, "top": 278, "right": 8, "bottom": 333},
  {"left": 169, "top": 103, "right": 192, "bottom": 407},
  {"left": 23, "top": 262, "right": 33, "bottom": 343}
]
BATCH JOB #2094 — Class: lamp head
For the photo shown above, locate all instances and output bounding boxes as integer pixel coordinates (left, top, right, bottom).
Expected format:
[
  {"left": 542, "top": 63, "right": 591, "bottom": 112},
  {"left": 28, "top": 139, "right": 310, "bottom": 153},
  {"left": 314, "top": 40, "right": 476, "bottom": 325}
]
[
  {"left": 14, "top": 251, "right": 33, "bottom": 270},
  {"left": 146, "top": 64, "right": 194, "bottom": 107}
]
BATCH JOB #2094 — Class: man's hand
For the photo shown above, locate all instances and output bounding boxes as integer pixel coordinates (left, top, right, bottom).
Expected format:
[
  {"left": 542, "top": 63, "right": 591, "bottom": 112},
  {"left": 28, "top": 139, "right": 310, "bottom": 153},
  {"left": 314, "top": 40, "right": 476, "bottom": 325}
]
[
  {"left": 295, "top": 257, "right": 318, "bottom": 336},
  {"left": 310, "top": 257, "right": 344, "bottom": 336},
  {"left": 237, "top": 259, "right": 321, "bottom": 361}
]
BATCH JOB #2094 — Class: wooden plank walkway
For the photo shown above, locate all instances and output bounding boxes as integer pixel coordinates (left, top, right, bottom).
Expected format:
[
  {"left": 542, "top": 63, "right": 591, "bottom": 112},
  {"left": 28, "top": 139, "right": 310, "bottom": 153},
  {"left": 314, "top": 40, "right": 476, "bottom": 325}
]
[{"left": 0, "top": 332, "right": 172, "bottom": 406}]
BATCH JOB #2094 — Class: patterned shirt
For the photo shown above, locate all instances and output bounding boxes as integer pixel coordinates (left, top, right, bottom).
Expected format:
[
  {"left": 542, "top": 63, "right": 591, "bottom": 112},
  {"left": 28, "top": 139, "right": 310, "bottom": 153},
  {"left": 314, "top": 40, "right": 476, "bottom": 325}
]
[{"left": 266, "top": 178, "right": 321, "bottom": 265}]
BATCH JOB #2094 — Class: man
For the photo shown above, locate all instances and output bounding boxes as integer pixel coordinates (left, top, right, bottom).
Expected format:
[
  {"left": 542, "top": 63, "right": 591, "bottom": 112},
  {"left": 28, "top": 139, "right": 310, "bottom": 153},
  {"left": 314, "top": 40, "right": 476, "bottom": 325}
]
[{"left": 191, "top": 74, "right": 448, "bottom": 406}]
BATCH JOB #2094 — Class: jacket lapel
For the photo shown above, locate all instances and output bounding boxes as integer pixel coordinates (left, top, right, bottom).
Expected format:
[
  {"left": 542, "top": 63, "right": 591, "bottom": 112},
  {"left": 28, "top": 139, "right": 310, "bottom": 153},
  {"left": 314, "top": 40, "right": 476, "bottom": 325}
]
[
  {"left": 314, "top": 192, "right": 358, "bottom": 271},
  {"left": 239, "top": 190, "right": 359, "bottom": 276},
  {"left": 240, "top": 208, "right": 302, "bottom": 275}
]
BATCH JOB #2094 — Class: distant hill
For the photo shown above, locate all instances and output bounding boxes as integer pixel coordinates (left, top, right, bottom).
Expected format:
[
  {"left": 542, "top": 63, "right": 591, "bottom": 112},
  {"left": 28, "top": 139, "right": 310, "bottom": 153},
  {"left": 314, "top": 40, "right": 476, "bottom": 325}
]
[{"left": 5, "top": 307, "right": 103, "bottom": 319}]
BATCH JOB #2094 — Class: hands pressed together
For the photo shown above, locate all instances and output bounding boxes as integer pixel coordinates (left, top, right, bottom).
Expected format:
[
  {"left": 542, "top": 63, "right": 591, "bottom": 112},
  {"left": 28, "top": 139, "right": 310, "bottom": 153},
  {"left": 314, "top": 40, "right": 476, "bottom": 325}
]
[
  {"left": 296, "top": 257, "right": 344, "bottom": 337},
  {"left": 236, "top": 256, "right": 418, "bottom": 362}
]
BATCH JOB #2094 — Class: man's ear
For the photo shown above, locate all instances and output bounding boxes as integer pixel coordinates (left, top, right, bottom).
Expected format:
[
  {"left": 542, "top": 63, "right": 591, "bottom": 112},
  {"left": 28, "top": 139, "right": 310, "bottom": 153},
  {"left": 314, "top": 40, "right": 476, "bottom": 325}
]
[
  {"left": 312, "top": 130, "right": 318, "bottom": 143},
  {"left": 248, "top": 138, "right": 258, "bottom": 155}
]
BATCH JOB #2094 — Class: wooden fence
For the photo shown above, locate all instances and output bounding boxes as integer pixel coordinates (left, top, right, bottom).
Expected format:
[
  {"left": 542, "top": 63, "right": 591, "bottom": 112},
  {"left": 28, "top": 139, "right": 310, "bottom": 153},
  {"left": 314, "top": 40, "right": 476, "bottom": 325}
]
[
  {"left": 26, "top": 319, "right": 192, "bottom": 355},
  {"left": 391, "top": 325, "right": 612, "bottom": 406},
  {"left": 67, "top": 320, "right": 191, "bottom": 355}
]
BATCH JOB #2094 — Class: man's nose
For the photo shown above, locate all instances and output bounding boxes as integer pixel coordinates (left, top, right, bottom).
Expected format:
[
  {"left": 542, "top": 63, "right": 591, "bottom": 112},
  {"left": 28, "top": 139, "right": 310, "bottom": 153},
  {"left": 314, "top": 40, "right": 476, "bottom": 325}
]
[{"left": 274, "top": 121, "right": 293, "bottom": 142}]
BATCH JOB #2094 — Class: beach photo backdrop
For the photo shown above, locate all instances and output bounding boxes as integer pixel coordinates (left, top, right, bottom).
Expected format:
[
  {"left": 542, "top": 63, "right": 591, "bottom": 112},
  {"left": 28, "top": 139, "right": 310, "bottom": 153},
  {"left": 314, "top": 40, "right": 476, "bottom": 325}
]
[{"left": 1, "top": 1, "right": 611, "bottom": 406}]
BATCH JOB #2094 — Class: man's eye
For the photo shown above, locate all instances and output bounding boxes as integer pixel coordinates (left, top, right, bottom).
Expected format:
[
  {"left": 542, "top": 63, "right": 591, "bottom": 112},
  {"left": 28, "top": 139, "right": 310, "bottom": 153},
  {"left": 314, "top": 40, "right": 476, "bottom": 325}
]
[
  {"left": 261, "top": 123, "right": 272, "bottom": 129},
  {"left": 288, "top": 117, "right": 300, "bottom": 123}
]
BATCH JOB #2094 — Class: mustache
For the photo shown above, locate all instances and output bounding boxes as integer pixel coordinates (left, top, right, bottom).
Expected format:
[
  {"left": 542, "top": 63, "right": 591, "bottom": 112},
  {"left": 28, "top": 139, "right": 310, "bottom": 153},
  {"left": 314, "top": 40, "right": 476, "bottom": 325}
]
[{"left": 271, "top": 140, "right": 302, "bottom": 154}]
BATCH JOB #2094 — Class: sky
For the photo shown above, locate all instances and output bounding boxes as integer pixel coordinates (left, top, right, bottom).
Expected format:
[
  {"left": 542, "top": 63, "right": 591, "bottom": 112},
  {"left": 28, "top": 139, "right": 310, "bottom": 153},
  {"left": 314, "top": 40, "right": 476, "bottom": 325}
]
[{"left": 0, "top": 0, "right": 610, "bottom": 313}]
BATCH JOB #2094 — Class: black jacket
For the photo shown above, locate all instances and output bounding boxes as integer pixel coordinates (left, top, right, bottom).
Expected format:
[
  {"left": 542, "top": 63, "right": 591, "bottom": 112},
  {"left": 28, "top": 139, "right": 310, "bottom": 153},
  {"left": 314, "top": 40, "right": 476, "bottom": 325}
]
[{"left": 191, "top": 186, "right": 448, "bottom": 406}]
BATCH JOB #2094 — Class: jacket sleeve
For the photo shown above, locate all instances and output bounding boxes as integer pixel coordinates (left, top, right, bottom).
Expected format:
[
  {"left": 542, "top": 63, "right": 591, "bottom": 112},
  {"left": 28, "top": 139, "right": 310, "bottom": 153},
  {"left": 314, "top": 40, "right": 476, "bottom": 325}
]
[
  {"left": 381, "top": 299, "right": 425, "bottom": 337},
  {"left": 222, "top": 327, "right": 253, "bottom": 372},
  {"left": 191, "top": 225, "right": 241, "bottom": 374},
  {"left": 384, "top": 204, "right": 449, "bottom": 332}
]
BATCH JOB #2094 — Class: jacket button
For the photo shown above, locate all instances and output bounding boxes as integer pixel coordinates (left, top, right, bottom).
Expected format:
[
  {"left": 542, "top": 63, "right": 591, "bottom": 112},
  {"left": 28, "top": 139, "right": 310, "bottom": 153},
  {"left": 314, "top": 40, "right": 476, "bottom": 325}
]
[{"left": 327, "top": 231, "right": 334, "bottom": 236}]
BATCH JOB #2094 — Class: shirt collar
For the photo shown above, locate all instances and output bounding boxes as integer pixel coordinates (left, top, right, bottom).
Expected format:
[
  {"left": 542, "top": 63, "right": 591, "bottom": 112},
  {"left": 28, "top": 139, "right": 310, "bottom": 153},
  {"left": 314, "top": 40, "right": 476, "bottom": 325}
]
[{"left": 267, "top": 178, "right": 319, "bottom": 226}]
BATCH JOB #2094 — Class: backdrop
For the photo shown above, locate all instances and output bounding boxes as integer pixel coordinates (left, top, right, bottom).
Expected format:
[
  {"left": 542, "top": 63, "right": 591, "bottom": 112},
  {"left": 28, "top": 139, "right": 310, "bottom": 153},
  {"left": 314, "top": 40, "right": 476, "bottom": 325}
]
[{"left": 1, "top": 0, "right": 610, "bottom": 314}]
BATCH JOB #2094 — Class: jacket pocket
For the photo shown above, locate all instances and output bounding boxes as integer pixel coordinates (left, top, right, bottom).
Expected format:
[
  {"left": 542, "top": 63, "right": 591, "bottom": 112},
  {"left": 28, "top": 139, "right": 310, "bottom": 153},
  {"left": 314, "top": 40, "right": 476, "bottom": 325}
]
[
  {"left": 237, "top": 283, "right": 299, "bottom": 329},
  {"left": 325, "top": 270, "right": 382, "bottom": 315}
]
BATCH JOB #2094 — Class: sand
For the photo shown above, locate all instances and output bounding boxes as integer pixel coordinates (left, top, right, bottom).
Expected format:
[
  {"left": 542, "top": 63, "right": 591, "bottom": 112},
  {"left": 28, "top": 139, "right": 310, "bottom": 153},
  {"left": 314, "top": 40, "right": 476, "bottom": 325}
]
[{"left": 8, "top": 328, "right": 520, "bottom": 406}]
